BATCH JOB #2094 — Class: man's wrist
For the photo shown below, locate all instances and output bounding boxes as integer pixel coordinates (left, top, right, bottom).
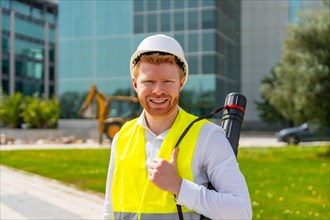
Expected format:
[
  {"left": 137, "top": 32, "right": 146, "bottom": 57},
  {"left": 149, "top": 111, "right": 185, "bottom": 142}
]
[{"left": 174, "top": 177, "right": 183, "bottom": 196}]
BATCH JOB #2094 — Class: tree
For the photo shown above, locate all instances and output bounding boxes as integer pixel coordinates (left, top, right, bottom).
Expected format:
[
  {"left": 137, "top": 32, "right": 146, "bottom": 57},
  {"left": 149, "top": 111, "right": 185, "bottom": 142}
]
[
  {"left": 256, "top": 69, "right": 290, "bottom": 126},
  {"left": 59, "top": 91, "right": 86, "bottom": 119},
  {"left": 262, "top": 0, "right": 330, "bottom": 126}
]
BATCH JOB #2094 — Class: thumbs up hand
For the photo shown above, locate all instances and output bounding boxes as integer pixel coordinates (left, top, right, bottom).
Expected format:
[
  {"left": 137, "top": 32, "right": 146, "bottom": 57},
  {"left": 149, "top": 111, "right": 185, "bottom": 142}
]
[{"left": 148, "top": 147, "right": 182, "bottom": 196}]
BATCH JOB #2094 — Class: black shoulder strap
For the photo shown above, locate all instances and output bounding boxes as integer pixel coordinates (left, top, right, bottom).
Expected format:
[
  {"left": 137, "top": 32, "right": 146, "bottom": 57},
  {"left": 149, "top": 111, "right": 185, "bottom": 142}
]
[
  {"left": 174, "top": 106, "right": 225, "bottom": 148},
  {"left": 174, "top": 106, "right": 225, "bottom": 220}
]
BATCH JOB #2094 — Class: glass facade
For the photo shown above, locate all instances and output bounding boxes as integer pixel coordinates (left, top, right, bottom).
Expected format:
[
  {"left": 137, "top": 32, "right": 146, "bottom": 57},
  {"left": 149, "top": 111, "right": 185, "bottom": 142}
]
[
  {"left": 131, "top": 0, "right": 241, "bottom": 108},
  {"left": 59, "top": 0, "right": 241, "bottom": 115},
  {"left": 290, "top": 0, "right": 302, "bottom": 23},
  {"left": 0, "top": 0, "right": 58, "bottom": 97},
  {"left": 59, "top": 0, "right": 134, "bottom": 98}
]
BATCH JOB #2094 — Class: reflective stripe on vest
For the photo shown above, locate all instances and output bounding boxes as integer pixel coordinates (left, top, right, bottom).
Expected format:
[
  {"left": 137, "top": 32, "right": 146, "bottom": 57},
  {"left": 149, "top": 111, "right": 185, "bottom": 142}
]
[
  {"left": 114, "top": 212, "right": 201, "bottom": 220},
  {"left": 112, "top": 109, "right": 208, "bottom": 219}
]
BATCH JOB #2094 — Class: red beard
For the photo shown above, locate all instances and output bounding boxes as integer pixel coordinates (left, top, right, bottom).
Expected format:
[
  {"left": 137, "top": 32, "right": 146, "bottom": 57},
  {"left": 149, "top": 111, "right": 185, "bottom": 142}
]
[{"left": 138, "top": 95, "right": 179, "bottom": 118}]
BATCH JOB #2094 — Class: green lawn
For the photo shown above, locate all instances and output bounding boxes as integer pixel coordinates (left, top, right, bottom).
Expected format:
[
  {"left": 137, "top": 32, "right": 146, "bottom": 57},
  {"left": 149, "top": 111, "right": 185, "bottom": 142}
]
[
  {"left": 1, "top": 146, "right": 329, "bottom": 219},
  {"left": 0, "top": 149, "right": 111, "bottom": 193},
  {"left": 238, "top": 146, "right": 329, "bottom": 219}
]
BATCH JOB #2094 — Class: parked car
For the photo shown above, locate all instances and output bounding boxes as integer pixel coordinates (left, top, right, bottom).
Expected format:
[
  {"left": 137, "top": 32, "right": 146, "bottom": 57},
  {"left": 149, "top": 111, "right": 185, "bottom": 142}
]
[{"left": 275, "top": 122, "right": 330, "bottom": 145}]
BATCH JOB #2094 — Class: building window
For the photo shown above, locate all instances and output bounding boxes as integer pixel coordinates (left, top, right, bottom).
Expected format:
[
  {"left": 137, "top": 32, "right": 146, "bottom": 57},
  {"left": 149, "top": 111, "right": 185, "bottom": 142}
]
[
  {"left": 2, "top": 14, "right": 10, "bottom": 31},
  {"left": 174, "top": 33, "right": 184, "bottom": 50},
  {"left": 202, "top": 9, "right": 215, "bottom": 29},
  {"left": 202, "top": 54, "right": 216, "bottom": 74},
  {"left": 160, "top": 12, "right": 171, "bottom": 32},
  {"left": 188, "top": 0, "right": 199, "bottom": 8},
  {"left": 12, "top": 1, "right": 30, "bottom": 17},
  {"left": 49, "top": 28, "right": 55, "bottom": 43},
  {"left": 147, "top": 0, "right": 157, "bottom": 11},
  {"left": 15, "top": 39, "right": 44, "bottom": 60},
  {"left": 134, "top": 0, "right": 144, "bottom": 12},
  {"left": 160, "top": 0, "right": 170, "bottom": 10},
  {"left": 203, "top": 31, "right": 215, "bottom": 52},
  {"left": 187, "top": 55, "right": 198, "bottom": 75},
  {"left": 31, "top": 7, "right": 43, "bottom": 20},
  {"left": 188, "top": 33, "right": 198, "bottom": 52},
  {"left": 49, "top": 65, "right": 55, "bottom": 81},
  {"left": 2, "top": 36, "right": 10, "bottom": 53},
  {"left": 2, "top": 58, "right": 9, "bottom": 74},
  {"left": 204, "top": 0, "right": 216, "bottom": 7},
  {"left": 134, "top": 14, "right": 144, "bottom": 33},
  {"left": 15, "top": 59, "right": 43, "bottom": 80},
  {"left": 188, "top": 11, "right": 198, "bottom": 30},
  {"left": 15, "top": 18, "right": 44, "bottom": 40},
  {"left": 147, "top": 14, "right": 157, "bottom": 32},
  {"left": 0, "top": 0, "right": 10, "bottom": 9},
  {"left": 174, "top": 11, "right": 184, "bottom": 30},
  {"left": 1, "top": 79, "right": 9, "bottom": 94},
  {"left": 174, "top": 0, "right": 184, "bottom": 9}
]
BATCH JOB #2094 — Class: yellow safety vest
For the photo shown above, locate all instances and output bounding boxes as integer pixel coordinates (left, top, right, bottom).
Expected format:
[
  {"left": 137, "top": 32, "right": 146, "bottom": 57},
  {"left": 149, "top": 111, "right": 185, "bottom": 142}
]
[{"left": 112, "top": 109, "right": 208, "bottom": 220}]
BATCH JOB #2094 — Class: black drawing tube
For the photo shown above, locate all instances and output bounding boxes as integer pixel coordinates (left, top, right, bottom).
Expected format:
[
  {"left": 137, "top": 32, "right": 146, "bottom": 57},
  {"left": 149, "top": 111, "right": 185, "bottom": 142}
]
[{"left": 220, "top": 93, "right": 247, "bottom": 157}]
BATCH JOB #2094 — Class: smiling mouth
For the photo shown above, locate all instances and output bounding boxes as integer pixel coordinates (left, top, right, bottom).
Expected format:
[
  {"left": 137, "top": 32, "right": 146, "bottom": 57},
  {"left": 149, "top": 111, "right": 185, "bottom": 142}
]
[{"left": 149, "top": 98, "right": 168, "bottom": 104}]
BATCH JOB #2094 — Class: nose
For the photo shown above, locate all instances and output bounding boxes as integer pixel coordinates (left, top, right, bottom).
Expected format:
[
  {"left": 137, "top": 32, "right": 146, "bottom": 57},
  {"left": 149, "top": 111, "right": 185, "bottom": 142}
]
[{"left": 152, "top": 82, "right": 165, "bottom": 95}]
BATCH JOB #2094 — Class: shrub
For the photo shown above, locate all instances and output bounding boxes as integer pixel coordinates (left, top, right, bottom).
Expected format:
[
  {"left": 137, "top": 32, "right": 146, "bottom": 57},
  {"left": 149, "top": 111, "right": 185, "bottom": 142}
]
[
  {"left": 0, "top": 90, "right": 59, "bottom": 129},
  {"left": 21, "top": 94, "right": 59, "bottom": 128},
  {"left": 0, "top": 92, "right": 24, "bottom": 128}
]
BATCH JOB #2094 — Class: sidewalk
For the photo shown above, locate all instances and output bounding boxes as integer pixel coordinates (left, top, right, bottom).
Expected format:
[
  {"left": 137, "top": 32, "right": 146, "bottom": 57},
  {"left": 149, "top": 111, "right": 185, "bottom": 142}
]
[
  {"left": 0, "top": 142, "right": 111, "bottom": 151},
  {"left": 0, "top": 165, "right": 106, "bottom": 220},
  {"left": 0, "top": 133, "right": 285, "bottom": 151}
]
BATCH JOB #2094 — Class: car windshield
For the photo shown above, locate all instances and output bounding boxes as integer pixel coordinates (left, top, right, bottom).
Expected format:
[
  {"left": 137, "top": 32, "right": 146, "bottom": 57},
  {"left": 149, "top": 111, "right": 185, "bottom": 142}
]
[{"left": 300, "top": 123, "right": 308, "bottom": 130}]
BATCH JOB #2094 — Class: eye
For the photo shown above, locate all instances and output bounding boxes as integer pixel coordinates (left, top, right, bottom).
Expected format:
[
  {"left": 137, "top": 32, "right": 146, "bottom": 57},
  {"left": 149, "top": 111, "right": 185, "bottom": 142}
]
[{"left": 142, "top": 80, "right": 154, "bottom": 85}]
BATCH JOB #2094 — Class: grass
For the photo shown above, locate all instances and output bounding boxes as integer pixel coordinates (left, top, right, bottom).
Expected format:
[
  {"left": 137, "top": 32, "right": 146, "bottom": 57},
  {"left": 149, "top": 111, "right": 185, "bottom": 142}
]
[
  {"left": 0, "top": 149, "right": 111, "bottom": 193},
  {"left": 1, "top": 146, "right": 329, "bottom": 219},
  {"left": 238, "top": 146, "right": 330, "bottom": 219}
]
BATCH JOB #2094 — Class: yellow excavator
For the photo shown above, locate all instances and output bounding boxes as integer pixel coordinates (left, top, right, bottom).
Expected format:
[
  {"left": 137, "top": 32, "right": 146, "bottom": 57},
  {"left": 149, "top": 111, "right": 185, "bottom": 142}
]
[{"left": 78, "top": 85, "right": 141, "bottom": 144}]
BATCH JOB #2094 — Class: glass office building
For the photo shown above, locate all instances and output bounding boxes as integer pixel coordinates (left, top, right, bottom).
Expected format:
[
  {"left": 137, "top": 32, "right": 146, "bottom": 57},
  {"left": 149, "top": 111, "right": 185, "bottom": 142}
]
[
  {"left": 0, "top": 0, "right": 58, "bottom": 97},
  {"left": 59, "top": 0, "right": 241, "bottom": 115}
]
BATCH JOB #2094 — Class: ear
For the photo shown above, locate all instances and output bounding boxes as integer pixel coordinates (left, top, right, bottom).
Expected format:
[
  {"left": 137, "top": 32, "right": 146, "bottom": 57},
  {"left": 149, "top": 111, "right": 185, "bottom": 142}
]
[
  {"left": 132, "top": 77, "right": 138, "bottom": 93},
  {"left": 179, "top": 77, "right": 186, "bottom": 92}
]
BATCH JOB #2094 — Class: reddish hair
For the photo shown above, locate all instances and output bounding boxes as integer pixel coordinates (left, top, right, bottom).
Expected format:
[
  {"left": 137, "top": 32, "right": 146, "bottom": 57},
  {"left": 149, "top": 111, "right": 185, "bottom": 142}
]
[{"left": 132, "top": 53, "right": 184, "bottom": 79}]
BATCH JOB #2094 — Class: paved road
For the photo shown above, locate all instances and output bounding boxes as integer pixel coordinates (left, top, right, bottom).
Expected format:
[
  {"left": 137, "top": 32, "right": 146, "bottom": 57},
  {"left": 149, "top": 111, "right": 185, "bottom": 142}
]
[
  {"left": 239, "top": 133, "right": 329, "bottom": 147},
  {"left": 2, "top": 134, "right": 328, "bottom": 151},
  {"left": 0, "top": 165, "right": 105, "bottom": 220},
  {"left": 0, "top": 133, "right": 286, "bottom": 151}
]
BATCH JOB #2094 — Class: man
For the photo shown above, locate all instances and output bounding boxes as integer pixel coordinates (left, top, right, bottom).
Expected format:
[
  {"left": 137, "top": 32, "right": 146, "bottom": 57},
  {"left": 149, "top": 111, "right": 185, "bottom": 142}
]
[{"left": 104, "top": 34, "right": 252, "bottom": 220}]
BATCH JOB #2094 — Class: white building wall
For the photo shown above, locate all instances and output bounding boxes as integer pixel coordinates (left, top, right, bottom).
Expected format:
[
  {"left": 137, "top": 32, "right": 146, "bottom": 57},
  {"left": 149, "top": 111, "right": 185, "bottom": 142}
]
[{"left": 241, "top": 0, "right": 321, "bottom": 127}]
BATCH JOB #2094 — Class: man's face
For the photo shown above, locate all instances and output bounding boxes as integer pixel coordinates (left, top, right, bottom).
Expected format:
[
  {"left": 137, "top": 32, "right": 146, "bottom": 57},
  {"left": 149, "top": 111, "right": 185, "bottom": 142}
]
[{"left": 132, "top": 62, "right": 185, "bottom": 118}]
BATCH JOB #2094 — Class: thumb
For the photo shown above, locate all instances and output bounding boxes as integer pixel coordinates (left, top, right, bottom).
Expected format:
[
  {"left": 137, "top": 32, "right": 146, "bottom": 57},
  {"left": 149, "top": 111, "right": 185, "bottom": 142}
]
[{"left": 170, "top": 147, "right": 179, "bottom": 165}]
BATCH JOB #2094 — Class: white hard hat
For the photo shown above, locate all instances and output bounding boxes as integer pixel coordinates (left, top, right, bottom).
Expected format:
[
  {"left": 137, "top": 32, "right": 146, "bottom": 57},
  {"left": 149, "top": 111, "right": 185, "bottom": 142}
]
[{"left": 130, "top": 34, "right": 189, "bottom": 84}]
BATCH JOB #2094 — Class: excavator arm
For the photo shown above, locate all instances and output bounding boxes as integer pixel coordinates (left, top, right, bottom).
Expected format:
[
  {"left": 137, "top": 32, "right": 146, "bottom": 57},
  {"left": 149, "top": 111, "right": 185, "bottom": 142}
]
[
  {"left": 78, "top": 84, "right": 97, "bottom": 117},
  {"left": 79, "top": 84, "right": 109, "bottom": 144},
  {"left": 79, "top": 85, "right": 140, "bottom": 144}
]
